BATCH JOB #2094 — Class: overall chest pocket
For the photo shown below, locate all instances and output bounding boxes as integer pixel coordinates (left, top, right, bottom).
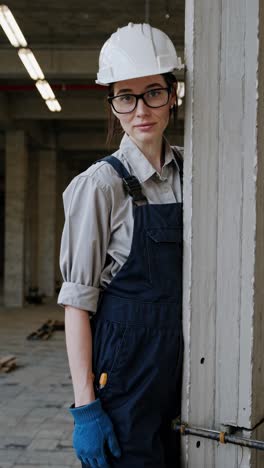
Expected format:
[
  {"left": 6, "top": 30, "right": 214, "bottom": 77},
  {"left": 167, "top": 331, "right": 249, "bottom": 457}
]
[{"left": 146, "top": 228, "right": 183, "bottom": 295}]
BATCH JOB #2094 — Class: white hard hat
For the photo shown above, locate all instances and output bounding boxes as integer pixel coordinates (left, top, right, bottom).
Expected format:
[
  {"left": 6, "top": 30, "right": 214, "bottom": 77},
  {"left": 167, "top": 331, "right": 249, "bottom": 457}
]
[{"left": 96, "top": 22, "right": 184, "bottom": 86}]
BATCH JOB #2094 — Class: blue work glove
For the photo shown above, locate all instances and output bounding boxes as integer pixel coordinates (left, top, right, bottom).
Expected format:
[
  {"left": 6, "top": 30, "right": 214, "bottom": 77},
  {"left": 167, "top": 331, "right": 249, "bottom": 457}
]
[{"left": 69, "top": 398, "right": 121, "bottom": 467}]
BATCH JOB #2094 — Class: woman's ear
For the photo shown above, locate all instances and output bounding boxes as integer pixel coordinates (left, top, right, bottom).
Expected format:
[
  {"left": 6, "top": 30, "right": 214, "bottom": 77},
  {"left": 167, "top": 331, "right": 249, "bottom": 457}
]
[{"left": 170, "top": 84, "right": 177, "bottom": 107}]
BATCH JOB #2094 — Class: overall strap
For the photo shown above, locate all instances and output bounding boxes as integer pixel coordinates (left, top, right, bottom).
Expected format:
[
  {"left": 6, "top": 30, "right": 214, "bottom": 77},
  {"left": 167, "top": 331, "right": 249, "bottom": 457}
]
[
  {"left": 101, "top": 155, "right": 131, "bottom": 178},
  {"left": 98, "top": 155, "right": 148, "bottom": 205},
  {"left": 172, "top": 148, "right": 183, "bottom": 200}
]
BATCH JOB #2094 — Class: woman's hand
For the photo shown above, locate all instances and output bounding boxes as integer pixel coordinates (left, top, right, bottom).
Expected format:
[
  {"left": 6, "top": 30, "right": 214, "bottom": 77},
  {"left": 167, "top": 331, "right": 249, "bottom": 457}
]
[{"left": 70, "top": 399, "right": 121, "bottom": 467}]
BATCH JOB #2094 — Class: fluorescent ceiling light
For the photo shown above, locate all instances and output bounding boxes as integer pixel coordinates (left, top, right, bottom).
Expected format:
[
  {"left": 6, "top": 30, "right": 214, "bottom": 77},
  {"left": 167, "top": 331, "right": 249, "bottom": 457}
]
[
  {"left": 18, "top": 48, "right": 44, "bottom": 80},
  {"left": 35, "top": 80, "right": 55, "bottom": 100},
  {"left": 46, "top": 99, "right": 61, "bottom": 112},
  {"left": 0, "top": 5, "right": 27, "bottom": 47},
  {"left": 178, "top": 98, "right": 183, "bottom": 107}
]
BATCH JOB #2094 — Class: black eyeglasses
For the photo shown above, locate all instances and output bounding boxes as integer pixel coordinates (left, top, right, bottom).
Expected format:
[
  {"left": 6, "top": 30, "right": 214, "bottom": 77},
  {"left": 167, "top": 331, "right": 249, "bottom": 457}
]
[{"left": 107, "top": 87, "right": 171, "bottom": 114}]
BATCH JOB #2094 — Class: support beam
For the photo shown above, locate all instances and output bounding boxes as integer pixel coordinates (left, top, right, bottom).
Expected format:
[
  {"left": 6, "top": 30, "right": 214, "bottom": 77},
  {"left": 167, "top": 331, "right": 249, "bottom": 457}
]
[
  {"left": 38, "top": 138, "right": 56, "bottom": 298},
  {"left": 24, "top": 149, "right": 39, "bottom": 296},
  {"left": 55, "top": 158, "right": 68, "bottom": 292},
  {"left": 182, "top": 0, "right": 264, "bottom": 466},
  {"left": 4, "top": 130, "right": 28, "bottom": 306},
  {"left": 0, "top": 48, "right": 185, "bottom": 80},
  {"left": 0, "top": 92, "right": 10, "bottom": 127}
]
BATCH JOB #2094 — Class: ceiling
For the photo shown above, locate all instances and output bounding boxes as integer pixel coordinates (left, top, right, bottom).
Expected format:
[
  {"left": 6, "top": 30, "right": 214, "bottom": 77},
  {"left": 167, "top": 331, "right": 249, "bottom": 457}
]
[
  {"left": 0, "top": 0, "right": 185, "bottom": 49},
  {"left": 0, "top": 1, "right": 185, "bottom": 154}
]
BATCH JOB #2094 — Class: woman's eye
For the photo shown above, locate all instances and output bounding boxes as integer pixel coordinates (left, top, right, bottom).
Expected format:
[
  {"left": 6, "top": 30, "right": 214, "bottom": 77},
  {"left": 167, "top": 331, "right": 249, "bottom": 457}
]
[
  {"left": 148, "top": 89, "right": 161, "bottom": 98},
  {"left": 119, "top": 95, "right": 133, "bottom": 102}
]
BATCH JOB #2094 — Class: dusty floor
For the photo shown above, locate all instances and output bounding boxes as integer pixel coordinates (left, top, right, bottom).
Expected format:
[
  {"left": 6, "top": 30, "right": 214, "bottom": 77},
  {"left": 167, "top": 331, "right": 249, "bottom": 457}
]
[{"left": 0, "top": 302, "right": 80, "bottom": 468}]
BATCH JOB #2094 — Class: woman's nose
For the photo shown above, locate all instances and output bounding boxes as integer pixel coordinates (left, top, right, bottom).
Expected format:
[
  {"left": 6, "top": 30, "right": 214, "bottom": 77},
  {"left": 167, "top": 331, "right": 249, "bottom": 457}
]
[{"left": 135, "top": 97, "right": 150, "bottom": 116}]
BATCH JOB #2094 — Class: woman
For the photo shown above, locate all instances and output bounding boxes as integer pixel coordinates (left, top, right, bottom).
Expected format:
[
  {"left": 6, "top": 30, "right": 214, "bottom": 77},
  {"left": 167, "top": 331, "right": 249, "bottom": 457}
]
[{"left": 58, "top": 23, "right": 184, "bottom": 468}]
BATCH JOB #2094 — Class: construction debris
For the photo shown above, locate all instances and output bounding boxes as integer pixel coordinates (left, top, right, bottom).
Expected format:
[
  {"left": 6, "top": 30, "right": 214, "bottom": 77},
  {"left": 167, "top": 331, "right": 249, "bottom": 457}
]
[
  {"left": 26, "top": 320, "right": 65, "bottom": 340},
  {"left": 0, "top": 355, "right": 17, "bottom": 373}
]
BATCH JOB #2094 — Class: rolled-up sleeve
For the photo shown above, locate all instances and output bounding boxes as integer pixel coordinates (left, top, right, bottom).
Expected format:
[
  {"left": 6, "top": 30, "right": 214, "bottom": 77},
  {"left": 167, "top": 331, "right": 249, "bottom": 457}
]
[{"left": 57, "top": 173, "right": 111, "bottom": 313}]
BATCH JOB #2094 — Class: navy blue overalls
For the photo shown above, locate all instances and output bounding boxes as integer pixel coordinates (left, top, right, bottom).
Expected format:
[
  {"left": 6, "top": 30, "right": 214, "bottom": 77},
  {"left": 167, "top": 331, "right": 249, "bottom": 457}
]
[{"left": 85, "top": 151, "right": 183, "bottom": 468}]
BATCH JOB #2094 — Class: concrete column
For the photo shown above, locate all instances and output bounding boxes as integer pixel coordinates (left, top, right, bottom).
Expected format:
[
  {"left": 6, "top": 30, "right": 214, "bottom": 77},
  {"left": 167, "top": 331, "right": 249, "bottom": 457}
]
[
  {"left": 4, "top": 130, "right": 28, "bottom": 307},
  {"left": 55, "top": 156, "right": 68, "bottom": 290},
  {"left": 38, "top": 143, "right": 56, "bottom": 298},
  {"left": 24, "top": 150, "right": 39, "bottom": 295},
  {"left": 182, "top": 1, "right": 264, "bottom": 467}
]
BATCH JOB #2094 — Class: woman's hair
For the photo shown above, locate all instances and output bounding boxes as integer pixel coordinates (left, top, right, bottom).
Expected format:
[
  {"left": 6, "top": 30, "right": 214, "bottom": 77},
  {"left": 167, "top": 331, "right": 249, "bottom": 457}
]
[{"left": 106, "top": 72, "right": 179, "bottom": 146}]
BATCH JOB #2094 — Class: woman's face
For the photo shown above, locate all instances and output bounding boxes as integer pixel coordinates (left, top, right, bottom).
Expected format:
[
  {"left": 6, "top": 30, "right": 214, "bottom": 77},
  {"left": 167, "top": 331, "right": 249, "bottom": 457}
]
[{"left": 112, "top": 74, "right": 176, "bottom": 149}]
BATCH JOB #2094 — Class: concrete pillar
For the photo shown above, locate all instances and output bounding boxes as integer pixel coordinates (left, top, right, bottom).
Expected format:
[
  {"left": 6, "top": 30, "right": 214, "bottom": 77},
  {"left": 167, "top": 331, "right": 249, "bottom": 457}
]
[
  {"left": 55, "top": 156, "right": 68, "bottom": 290},
  {"left": 24, "top": 150, "right": 39, "bottom": 295},
  {"left": 4, "top": 130, "right": 28, "bottom": 307},
  {"left": 182, "top": 0, "right": 264, "bottom": 467},
  {"left": 38, "top": 143, "right": 56, "bottom": 298}
]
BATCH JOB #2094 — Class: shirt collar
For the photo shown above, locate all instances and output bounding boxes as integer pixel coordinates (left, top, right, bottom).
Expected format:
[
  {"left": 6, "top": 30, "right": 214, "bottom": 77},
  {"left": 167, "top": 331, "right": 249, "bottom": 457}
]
[{"left": 120, "top": 133, "right": 179, "bottom": 183}]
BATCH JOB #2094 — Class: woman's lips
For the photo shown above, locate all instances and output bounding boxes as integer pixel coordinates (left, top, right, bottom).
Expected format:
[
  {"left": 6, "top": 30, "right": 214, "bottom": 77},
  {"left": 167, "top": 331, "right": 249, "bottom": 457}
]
[{"left": 134, "top": 123, "right": 156, "bottom": 131}]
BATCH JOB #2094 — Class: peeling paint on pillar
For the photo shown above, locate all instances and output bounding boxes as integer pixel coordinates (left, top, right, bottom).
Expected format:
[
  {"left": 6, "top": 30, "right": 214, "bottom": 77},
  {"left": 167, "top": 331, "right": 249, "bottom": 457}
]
[{"left": 182, "top": 0, "right": 264, "bottom": 466}]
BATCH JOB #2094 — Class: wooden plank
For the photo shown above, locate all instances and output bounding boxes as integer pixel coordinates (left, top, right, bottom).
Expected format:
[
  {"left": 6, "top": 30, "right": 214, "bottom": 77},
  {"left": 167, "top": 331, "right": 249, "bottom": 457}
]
[
  {"left": 0, "top": 355, "right": 17, "bottom": 373},
  {"left": 0, "top": 355, "right": 16, "bottom": 366}
]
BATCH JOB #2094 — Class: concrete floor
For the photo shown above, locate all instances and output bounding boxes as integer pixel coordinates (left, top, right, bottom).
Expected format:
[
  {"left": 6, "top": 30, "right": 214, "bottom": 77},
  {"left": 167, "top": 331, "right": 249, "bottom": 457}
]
[{"left": 0, "top": 303, "right": 80, "bottom": 468}]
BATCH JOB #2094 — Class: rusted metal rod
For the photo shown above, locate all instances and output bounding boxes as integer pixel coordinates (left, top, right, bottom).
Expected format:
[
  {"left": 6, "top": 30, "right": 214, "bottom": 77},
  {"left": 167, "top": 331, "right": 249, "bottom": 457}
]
[{"left": 172, "top": 422, "right": 264, "bottom": 451}]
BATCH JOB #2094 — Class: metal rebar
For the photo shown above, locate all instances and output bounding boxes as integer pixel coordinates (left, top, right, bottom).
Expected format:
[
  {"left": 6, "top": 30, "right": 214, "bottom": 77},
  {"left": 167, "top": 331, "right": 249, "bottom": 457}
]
[{"left": 172, "top": 422, "right": 264, "bottom": 451}]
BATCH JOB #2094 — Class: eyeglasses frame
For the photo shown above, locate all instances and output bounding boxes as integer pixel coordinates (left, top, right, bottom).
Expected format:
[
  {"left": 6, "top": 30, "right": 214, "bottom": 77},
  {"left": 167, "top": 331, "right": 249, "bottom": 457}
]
[{"left": 107, "top": 87, "right": 172, "bottom": 114}]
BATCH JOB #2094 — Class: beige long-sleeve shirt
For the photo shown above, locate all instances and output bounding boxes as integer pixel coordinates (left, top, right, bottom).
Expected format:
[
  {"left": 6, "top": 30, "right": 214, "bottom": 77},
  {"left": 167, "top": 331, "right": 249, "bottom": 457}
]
[{"left": 57, "top": 134, "right": 183, "bottom": 313}]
